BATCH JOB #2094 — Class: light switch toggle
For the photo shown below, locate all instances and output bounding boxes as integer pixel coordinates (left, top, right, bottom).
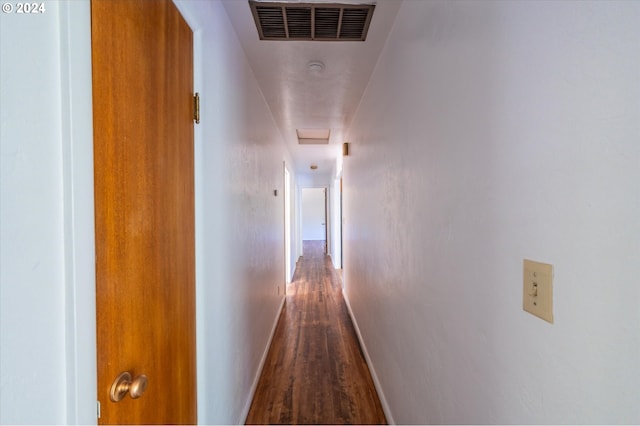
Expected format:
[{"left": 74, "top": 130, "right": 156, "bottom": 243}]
[{"left": 523, "top": 260, "right": 553, "bottom": 323}]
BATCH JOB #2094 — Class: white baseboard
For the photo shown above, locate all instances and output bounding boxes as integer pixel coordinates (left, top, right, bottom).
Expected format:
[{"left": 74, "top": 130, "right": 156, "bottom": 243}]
[
  {"left": 238, "top": 296, "right": 286, "bottom": 424},
  {"left": 343, "top": 293, "right": 395, "bottom": 425}
]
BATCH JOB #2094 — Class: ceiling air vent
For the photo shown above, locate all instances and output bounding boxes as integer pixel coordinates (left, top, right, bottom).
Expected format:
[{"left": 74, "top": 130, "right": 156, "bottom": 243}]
[{"left": 249, "top": 1, "right": 375, "bottom": 41}]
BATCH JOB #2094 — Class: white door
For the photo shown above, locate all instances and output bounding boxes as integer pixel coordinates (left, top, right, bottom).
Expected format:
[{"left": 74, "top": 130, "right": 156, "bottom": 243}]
[{"left": 301, "top": 188, "right": 326, "bottom": 241}]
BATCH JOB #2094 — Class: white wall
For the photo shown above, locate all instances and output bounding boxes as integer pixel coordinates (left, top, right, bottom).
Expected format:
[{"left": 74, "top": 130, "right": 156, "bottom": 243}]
[
  {"left": 343, "top": 1, "right": 640, "bottom": 424},
  {"left": 174, "top": 1, "right": 293, "bottom": 423},
  {"left": 0, "top": 1, "right": 96, "bottom": 424},
  {"left": 296, "top": 171, "right": 331, "bottom": 188}
]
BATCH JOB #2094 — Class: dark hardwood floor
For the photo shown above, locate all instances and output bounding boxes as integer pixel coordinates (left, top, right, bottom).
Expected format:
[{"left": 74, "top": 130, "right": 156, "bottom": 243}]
[{"left": 245, "top": 240, "right": 387, "bottom": 425}]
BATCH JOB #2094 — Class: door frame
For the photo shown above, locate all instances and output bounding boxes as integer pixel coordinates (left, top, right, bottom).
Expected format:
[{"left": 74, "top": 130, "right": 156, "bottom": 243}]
[
  {"left": 324, "top": 187, "right": 329, "bottom": 254},
  {"left": 284, "top": 164, "right": 292, "bottom": 285},
  {"left": 60, "top": 2, "right": 98, "bottom": 423}
]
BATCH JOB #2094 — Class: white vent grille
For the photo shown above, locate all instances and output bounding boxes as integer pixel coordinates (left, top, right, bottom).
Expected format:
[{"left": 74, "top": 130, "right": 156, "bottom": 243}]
[{"left": 249, "top": 1, "right": 375, "bottom": 41}]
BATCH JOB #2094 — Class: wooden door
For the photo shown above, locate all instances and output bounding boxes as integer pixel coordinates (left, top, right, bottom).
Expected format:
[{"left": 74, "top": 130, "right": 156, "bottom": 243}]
[{"left": 91, "top": 0, "right": 196, "bottom": 423}]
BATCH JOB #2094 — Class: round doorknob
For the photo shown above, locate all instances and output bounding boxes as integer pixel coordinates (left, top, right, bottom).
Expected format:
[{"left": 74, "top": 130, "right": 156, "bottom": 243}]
[{"left": 109, "top": 371, "right": 149, "bottom": 402}]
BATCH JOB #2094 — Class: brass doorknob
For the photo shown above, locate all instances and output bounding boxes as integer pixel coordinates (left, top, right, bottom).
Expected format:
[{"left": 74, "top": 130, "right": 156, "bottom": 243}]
[{"left": 109, "top": 371, "right": 148, "bottom": 402}]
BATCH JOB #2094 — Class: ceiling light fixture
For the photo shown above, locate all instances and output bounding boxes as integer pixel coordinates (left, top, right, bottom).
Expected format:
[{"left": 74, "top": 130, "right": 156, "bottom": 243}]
[
  {"left": 307, "top": 61, "right": 325, "bottom": 73},
  {"left": 310, "top": 164, "right": 318, "bottom": 170}
]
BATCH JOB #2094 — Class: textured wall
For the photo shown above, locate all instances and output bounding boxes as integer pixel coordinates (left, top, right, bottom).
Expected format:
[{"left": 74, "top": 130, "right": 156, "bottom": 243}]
[
  {"left": 0, "top": 4, "right": 67, "bottom": 422},
  {"left": 344, "top": 1, "right": 640, "bottom": 423},
  {"left": 175, "top": 1, "right": 293, "bottom": 423}
]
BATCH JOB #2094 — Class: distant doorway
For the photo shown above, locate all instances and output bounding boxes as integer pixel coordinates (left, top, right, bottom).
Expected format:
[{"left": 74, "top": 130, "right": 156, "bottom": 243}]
[{"left": 301, "top": 187, "right": 327, "bottom": 254}]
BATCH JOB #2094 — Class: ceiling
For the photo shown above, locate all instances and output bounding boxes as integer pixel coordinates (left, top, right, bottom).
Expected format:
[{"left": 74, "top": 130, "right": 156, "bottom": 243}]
[{"left": 221, "top": 0, "right": 401, "bottom": 182}]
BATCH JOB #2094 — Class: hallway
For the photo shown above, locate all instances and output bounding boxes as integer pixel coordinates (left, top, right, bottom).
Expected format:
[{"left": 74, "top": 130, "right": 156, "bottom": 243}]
[
  {"left": 245, "top": 241, "right": 386, "bottom": 424},
  {"left": 3, "top": 1, "right": 640, "bottom": 424}
]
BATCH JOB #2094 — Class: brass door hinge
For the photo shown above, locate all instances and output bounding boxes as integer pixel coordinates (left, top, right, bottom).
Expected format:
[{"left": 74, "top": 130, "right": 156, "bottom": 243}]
[{"left": 193, "top": 92, "right": 200, "bottom": 124}]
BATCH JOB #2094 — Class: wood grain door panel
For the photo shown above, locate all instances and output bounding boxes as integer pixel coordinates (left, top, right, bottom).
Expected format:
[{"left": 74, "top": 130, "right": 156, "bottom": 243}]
[{"left": 92, "top": 0, "right": 196, "bottom": 423}]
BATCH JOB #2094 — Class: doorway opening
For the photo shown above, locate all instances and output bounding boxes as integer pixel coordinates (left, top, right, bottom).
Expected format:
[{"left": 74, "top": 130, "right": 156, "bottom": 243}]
[{"left": 301, "top": 187, "right": 327, "bottom": 255}]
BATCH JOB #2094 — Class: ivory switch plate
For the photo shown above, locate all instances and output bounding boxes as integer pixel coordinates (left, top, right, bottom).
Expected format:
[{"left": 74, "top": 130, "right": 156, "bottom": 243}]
[{"left": 523, "top": 259, "right": 554, "bottom": 324}]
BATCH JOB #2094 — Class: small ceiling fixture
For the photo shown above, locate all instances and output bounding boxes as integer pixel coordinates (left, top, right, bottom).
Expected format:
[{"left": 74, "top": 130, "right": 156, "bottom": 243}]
[
  {"left": 307, "top": 60, "right": 325, "bottom": 73},
  {"left": 310, "top": 164, "right": 318, "bottom": 170}
]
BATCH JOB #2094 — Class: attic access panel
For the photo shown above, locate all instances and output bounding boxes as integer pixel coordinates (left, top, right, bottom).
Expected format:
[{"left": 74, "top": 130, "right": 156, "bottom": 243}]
[{"left": 249, "top": 1, "right": 375, "bottom": 41}]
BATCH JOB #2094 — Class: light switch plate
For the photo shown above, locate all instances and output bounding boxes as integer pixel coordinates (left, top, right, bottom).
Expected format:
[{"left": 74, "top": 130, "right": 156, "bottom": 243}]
[{"left": 523, "top": 259, "right": 554, "bottom": 323}]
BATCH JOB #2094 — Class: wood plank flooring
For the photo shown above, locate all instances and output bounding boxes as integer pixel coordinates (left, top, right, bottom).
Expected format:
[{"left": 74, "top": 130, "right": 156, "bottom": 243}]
[{"left": 245, "top": 240, "right": 387, "bottom": 425}]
